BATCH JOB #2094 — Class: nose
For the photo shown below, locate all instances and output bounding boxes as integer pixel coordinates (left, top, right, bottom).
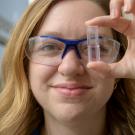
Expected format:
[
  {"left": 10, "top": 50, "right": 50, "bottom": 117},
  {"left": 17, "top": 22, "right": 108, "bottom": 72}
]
[{"left": 58, "top": 50, "right": 85, "bottom": 77}]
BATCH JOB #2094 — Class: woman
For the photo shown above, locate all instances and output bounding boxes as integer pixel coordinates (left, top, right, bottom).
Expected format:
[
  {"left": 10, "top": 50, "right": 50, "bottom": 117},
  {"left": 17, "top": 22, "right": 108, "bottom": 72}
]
[{"left": 0, "top": 0, "right": 135, "bottom": 135}]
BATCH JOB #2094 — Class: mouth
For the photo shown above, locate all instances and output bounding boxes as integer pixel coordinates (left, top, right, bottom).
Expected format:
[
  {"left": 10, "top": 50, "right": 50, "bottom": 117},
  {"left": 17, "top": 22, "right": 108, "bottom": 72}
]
[{"left": 50, "top": 83, "right": 93, "bottom": 97}]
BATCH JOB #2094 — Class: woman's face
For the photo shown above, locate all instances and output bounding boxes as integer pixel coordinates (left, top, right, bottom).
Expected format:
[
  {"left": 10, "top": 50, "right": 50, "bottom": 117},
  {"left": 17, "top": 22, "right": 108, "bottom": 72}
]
[{"left": 29, "top": 0, "right": 115, "bottom": 122}]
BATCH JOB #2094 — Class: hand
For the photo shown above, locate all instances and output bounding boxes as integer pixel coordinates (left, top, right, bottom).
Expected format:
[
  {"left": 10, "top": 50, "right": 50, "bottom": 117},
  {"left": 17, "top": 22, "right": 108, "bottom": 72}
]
[
  {"left": 85, "top": 0, "right": 135, "bottom": 79},
  {"left": 110, "top": 0, "right": 135, "bottom": 18}
]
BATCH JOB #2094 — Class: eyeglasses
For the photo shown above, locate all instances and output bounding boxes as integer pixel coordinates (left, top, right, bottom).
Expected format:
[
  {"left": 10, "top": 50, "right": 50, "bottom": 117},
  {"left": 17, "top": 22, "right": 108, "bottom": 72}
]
[{"left": 25, "top": 35, "right": 120, "bottom": 66}]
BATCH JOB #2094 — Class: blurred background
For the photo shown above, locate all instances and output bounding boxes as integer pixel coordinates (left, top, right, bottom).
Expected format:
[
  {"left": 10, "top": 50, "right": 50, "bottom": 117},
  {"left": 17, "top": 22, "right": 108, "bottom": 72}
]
[
  {"left": 0, "top": 0, "right": 33, "bottom": 87},
  {"left": 0, "top": 0, "right": 30, "bottom": 59}
]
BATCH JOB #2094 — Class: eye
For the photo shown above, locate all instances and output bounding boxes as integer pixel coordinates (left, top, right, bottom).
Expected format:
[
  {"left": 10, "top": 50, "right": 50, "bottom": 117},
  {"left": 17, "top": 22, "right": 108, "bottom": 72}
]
[
  {"left": 78, "top": 41, "right": 87, "bottom": 52},
  {"left": 100, "top": 44, "right": 109, "bottom": 54},
  {"left": 36, "top": 42, "right": 64, "bottom": 56},
  {"left": 98, "top": 39, "right": 111, "bottom": 55},
  {"left": 40, "top": 43, "right": 60, "bottom": 51}
]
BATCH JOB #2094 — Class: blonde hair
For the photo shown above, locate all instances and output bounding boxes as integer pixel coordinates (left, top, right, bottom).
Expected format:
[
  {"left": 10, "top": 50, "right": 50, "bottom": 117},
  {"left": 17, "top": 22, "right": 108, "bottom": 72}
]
[
  {"left": 0, "top": 0, "right": 55, "bottom": 134},
  {"left": 0, "top": 0, "right": 135, "bottom": 135}
]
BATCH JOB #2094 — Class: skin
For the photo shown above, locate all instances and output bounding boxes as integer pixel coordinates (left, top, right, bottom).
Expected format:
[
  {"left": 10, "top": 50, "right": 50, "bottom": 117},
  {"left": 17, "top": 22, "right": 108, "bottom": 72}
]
[{"left": 29, "top": 1, "right": 115, "bottom": 135}]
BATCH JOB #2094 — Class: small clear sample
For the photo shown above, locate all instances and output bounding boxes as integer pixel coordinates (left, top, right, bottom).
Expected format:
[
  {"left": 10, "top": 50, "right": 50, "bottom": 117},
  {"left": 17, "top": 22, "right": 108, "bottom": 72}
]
[{"left": 87, "top": 26, "right": 100, "bottom": 62}]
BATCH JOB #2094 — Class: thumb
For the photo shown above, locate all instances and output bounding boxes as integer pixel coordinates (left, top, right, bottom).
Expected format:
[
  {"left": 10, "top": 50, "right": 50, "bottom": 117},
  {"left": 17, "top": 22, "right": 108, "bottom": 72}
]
[
  {"left": 87, "top": 61, "right": 128, "bottom": 79},
  {"left": 109, "top": 60, "right": 130, "bottom": 78},
  {"left": 87, "top": 61, "right": 114, "bottom": 78}
]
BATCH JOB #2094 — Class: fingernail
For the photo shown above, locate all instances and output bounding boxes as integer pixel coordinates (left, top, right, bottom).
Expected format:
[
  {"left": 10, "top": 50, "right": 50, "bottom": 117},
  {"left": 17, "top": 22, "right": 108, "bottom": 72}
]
[
  {"left": 87, "top": 63, "right": 91, "bottom": 68},
  {"left": 111, "top": 9, "right": 117, "bottom": 18},
  {"left": 123, "top": 5, "right": 129, "bottom": 12},
  {"left": 85, "top": 21, "right": 89, "bottom": 25}
]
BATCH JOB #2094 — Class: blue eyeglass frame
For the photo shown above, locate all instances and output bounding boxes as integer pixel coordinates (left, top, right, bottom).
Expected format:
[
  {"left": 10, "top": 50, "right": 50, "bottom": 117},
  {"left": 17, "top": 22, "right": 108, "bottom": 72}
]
[
  {"left": 30, "top": 35, "right": 120, "bottom": 61},
  {"left": 40, "top": 35, "right": 87, "bottom": 59}
]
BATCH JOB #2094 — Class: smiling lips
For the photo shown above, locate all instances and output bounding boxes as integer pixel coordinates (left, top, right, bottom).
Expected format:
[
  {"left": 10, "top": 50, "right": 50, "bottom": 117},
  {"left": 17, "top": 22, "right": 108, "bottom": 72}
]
[{"left": 51, "top": 83, "right": 93, "bottom": 97}]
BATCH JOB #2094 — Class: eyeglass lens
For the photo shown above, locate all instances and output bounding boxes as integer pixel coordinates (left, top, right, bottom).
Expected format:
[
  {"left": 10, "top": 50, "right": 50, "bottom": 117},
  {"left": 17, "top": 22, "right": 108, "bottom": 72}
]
[{"left": 26, "top": 35, "right": 120, "bottom": 66}]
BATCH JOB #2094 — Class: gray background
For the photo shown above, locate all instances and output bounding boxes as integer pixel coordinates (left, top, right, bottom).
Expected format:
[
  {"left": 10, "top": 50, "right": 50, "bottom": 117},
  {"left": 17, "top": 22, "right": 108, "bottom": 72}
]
[{"left": 0, "top": 0, "right": 29, "bottom": 59}]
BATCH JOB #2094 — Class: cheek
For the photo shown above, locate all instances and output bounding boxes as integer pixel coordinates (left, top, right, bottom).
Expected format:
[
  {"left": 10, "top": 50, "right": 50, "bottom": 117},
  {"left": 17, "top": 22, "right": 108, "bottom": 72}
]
[
  {"left": 28, "top": 63, "right": 57, "bottom": 104},
  {"left": 88, "top": 70, "right": 115, "bottom": 102},
  {"left": 95, "top": 79, "right": 115, "bottom": 107}
]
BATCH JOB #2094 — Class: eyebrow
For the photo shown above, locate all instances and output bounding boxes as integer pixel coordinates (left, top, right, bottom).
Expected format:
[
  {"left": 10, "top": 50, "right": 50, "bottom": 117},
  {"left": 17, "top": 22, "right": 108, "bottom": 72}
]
[
  {"left": 38, "top": 31, "right": 113, "bottom": 40},
  {"left": 38, "top": 31, "right": 87, "bottom": 39}
]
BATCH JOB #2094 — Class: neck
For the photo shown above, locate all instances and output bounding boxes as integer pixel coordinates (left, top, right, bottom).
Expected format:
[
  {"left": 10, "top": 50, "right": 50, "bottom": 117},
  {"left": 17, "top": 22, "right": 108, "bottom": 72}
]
[{"left": 41, "top": 107, "right": 107, "bottom": 135}]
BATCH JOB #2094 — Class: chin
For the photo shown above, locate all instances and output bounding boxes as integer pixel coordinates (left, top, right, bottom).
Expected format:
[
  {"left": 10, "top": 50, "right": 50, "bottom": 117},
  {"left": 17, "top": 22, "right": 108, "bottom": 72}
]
[{"left": 47, "top": 103, "right": 94, "bottom": 123}]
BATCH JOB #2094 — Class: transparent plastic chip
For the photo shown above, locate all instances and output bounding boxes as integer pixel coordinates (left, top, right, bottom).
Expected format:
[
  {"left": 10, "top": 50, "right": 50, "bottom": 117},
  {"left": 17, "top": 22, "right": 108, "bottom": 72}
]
[{"left": 87, "top": 26, "right": 100, "bottom": 62}]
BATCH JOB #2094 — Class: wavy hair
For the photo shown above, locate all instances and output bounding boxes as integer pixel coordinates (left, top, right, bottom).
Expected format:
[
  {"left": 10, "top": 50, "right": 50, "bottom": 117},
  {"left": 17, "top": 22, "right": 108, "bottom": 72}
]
[{"left": 0, "top": 0, "right": 135, "bottom": 135}]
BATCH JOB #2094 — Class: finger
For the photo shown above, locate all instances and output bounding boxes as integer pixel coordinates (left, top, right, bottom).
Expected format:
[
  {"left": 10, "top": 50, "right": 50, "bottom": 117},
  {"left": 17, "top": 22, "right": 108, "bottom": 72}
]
[
  {"left": 85, "top": 16, "right": 132, "bottom": 36},
  {"left": 110, "top": 0, "right": 124, "bottom": 18},
  {"left": 109, "top": 59, "right": 135, "bottom": 78},
  {"left": 123, "top": 0, "right": 135, "bottom": 14},
  {"left": 87, "top": 61, "right": 113, "bottom": 79},
  {"left": 87, "top": 61, "right": 128, "bottom": 79}
]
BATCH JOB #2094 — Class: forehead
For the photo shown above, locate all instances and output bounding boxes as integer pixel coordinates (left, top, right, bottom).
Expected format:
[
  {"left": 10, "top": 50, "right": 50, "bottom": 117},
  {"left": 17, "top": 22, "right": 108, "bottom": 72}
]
[{"left": 37, "top": 0, "right": 112, "bottom": 38}]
